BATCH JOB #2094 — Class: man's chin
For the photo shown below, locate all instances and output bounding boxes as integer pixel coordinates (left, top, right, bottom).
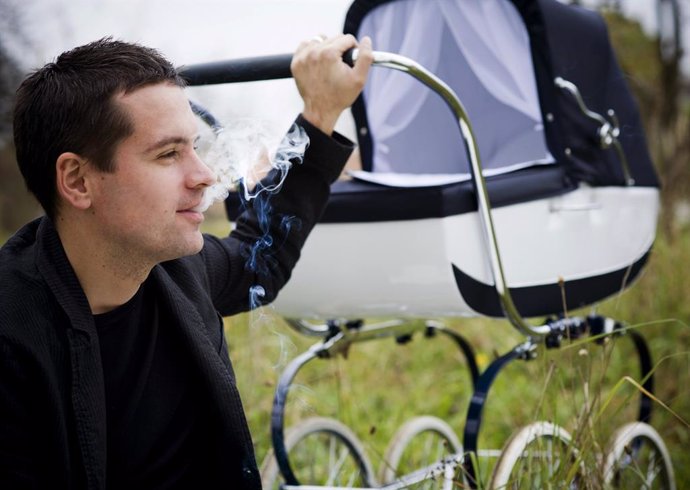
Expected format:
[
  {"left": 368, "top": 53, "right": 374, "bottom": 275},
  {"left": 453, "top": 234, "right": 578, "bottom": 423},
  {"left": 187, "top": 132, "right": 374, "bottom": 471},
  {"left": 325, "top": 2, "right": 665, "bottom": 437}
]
[
  {"left": 185, "top": 234, "right": 205, "bottom": 256},
  {"left": 162, "top": 234, "right": 205, "bottom": 262}
]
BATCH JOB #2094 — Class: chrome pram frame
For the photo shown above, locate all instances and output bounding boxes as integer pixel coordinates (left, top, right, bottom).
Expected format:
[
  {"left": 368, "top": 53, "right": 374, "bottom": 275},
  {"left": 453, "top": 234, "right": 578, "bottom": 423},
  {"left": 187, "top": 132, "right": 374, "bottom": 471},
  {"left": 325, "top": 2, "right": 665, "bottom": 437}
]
[{"left": 180, "top": 48, "right": 674, "bottom": 489}]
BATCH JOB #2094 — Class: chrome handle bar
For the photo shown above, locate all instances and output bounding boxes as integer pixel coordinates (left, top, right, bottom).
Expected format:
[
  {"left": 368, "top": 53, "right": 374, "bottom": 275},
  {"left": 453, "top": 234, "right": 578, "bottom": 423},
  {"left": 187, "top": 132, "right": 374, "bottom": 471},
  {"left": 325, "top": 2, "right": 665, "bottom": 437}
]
[{"left": 352, "top": 49, "right": 551, "bottom": 338}]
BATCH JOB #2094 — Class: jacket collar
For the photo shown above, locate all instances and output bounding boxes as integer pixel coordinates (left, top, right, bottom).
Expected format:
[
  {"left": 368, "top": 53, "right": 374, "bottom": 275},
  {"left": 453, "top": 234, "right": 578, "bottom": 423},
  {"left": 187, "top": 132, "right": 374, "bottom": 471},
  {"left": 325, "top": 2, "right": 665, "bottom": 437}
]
[
  {"left": 35, "top": 217, "right": 96, "bottom": 335},
  {"left": 33, "top": 217, "right": 107, "bottom": 488}
]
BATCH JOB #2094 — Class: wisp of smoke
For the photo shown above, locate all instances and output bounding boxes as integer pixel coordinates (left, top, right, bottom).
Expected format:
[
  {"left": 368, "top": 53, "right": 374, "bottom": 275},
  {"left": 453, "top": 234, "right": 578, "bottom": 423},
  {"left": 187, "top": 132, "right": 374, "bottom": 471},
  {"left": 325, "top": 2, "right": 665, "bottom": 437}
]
[{"left": 194, "top": 120, "right": 309, "bottom": 212}]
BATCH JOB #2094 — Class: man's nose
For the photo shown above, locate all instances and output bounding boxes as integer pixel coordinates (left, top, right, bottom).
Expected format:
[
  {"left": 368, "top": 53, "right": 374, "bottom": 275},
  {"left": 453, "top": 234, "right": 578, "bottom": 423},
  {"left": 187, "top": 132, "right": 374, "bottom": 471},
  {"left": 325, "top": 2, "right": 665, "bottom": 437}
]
[{"left": 188, "top": 152, "right": 216, "bottom": 188}]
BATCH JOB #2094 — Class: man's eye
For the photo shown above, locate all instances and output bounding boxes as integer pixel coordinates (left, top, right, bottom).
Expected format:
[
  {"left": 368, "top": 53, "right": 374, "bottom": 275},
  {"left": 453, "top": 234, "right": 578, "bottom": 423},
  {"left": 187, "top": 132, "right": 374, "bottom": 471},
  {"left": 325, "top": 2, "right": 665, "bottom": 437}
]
[{"left": 160, "top": 150, "right": 178, "bottom": 159}]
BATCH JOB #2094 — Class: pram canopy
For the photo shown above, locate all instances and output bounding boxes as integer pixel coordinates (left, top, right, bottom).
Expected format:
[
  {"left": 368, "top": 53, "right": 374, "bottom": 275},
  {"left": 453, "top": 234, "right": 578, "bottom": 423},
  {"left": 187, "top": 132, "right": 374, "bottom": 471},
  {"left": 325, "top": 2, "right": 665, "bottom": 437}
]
[{"left": 345, "top": 0, "right": 658, "bottom": 189}]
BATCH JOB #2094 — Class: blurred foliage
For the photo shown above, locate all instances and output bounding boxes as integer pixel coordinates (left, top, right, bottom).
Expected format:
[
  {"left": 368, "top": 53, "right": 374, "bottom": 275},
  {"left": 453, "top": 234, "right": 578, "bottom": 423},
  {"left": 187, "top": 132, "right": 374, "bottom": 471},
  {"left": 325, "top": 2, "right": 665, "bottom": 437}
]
[
  {"left": 604, "top": 12, "right": 661, "bottom": 110},
  {"left": 0, "top": 142, "right": 40, "bottom": 232}
]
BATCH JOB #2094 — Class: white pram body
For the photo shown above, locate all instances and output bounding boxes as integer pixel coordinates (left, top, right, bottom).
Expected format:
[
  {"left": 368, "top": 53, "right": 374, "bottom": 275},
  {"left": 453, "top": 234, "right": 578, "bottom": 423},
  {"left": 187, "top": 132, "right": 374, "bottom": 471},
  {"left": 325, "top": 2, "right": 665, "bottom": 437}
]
[{"left": 274, "top": 184, "right": 657, "bottom": 319}]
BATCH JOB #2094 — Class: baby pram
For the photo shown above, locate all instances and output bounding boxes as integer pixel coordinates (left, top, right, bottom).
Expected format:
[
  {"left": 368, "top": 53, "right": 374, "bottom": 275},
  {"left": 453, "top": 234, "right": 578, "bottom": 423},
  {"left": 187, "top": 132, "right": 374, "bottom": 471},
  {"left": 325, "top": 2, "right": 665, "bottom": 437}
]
[{"left": 181, "top": 0, "right": 673, "bottom": 487}]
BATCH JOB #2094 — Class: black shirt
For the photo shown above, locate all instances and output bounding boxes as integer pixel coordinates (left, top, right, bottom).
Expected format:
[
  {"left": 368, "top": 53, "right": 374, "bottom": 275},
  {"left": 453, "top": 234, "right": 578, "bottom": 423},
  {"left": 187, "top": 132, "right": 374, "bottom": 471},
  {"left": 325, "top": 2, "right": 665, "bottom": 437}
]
[{"left": 94, "top": 283, "right": 212, "bottom": 489}]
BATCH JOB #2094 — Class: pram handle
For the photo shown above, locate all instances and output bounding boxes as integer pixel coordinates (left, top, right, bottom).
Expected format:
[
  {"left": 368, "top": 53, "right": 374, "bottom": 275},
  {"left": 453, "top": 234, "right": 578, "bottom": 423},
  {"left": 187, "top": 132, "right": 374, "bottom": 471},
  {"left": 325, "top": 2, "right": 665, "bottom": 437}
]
[
  {"left": 178, "top": 49, "right": 358, "bottom": 86},
  {"left": 179, "top": 53, "right": 294, "bottom": 85}
]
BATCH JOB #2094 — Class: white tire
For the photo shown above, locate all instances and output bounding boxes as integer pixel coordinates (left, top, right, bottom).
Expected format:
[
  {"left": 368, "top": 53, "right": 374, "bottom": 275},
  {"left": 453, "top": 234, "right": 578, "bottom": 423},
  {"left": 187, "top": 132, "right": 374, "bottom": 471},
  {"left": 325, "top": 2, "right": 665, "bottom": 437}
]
[
  {"left": 260, "top": 417, "right": 377, "bottom": 489},
  {"left": 490, "top": 421, "right": 580, "bottom": 489},
  {"left": 604, "top": 422, "right": 675, "bottom": 490},
  {"left": 380, "top": 415, "right": 463, "bottom": 488}
]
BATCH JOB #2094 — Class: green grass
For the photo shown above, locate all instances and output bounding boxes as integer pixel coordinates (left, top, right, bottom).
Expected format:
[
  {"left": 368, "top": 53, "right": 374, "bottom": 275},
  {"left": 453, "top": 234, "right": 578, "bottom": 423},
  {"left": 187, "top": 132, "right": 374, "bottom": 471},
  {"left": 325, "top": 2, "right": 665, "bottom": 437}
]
[{"left": 219, "top": 222, "right": 690, "bottom": 487}]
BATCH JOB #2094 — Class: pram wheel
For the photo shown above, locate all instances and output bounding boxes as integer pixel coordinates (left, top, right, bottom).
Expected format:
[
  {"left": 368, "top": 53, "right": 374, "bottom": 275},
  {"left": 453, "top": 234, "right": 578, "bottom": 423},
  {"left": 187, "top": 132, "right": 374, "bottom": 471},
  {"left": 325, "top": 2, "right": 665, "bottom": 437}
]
[
  {"left": 489, "top": 421, "right": 581, "bottom": 489},
  {"left": 380, "top": 415, "right": 463, "bottom": 487},
  {"left": 260, "top": 416, "right": 377, "bottom": 489},
  {"left": 604, "top": 422, "right": 675, "bottom": 490}
]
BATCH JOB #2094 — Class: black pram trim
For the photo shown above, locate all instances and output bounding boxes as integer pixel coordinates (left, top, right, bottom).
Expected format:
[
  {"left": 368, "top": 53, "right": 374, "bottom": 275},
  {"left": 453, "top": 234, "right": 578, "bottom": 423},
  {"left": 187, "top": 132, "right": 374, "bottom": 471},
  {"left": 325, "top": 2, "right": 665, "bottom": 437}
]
[{"left": 453, "top": 250, "right": 651, "bottom": 318}]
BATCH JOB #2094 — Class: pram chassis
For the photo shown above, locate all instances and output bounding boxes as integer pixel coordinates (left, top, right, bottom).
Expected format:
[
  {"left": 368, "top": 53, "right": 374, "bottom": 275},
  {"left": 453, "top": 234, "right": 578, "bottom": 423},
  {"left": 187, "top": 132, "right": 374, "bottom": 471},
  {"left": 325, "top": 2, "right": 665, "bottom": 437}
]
[
  {"left": 263, "top": 316, "right": 657, "bottom": 488},
  {"left": 180, "top": 48, "right": 672, "bottom": 488}
]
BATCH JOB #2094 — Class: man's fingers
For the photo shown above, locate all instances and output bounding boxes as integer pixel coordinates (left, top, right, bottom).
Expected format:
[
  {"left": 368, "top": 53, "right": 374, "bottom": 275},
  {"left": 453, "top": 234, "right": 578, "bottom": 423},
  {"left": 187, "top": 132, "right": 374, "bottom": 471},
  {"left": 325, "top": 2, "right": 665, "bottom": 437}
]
[
  {"left": 329, "top": 34, "right": 358, "bottom": 54},
  {"left": 310, "top": 34, "right": 328, "bottom": 43},
  {"left": 291, "top": 33, "right": 373, "bottom": 134},
  {"left": 352, "top": 36, "right": 373, "bottom": 80}
]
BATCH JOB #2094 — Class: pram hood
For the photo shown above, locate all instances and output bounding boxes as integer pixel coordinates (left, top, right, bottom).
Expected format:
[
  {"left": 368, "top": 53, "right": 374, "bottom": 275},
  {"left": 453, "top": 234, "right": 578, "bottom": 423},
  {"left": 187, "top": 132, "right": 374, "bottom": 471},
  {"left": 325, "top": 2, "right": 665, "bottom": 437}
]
[{"left": 345, "top": 0, "right": 659, "bottom": 189}]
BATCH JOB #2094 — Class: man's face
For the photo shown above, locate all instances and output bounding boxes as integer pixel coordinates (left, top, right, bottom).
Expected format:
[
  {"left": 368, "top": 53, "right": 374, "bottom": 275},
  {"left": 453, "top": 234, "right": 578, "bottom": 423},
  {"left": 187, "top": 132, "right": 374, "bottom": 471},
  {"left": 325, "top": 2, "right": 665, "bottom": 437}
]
[{"left": 88, "top": 82, "right": 215, "bottom": 265}]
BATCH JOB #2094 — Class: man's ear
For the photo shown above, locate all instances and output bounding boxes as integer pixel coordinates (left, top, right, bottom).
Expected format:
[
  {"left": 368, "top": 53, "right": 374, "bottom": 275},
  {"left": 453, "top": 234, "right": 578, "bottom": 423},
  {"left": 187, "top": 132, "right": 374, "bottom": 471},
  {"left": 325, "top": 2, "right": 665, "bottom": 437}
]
[{"left": 56, "top": 152, "right": 92, "bottom": 210}]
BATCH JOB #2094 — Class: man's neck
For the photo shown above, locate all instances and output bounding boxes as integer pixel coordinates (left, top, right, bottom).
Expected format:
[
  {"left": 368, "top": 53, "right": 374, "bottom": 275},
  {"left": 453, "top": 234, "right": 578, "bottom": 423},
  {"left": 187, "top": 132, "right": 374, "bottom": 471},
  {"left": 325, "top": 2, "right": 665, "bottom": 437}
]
[{"left": 55, "top": 214, "right": 152, "bottom": 314}]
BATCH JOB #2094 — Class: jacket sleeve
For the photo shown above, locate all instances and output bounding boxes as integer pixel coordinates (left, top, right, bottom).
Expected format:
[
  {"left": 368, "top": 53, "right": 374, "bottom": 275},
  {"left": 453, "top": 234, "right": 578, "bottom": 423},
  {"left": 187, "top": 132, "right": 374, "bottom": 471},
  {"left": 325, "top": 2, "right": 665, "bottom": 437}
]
[{"left": 201, "top": 115, "right": 355, "bottom": 316}]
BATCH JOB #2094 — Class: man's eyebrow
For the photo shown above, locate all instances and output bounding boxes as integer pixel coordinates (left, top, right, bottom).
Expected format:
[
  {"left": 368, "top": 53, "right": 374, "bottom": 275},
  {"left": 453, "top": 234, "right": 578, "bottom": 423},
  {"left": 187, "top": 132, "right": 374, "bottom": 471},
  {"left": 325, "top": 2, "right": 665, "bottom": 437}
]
[{"left": 144, "top": 135, "right": 200, "bottom": 154}]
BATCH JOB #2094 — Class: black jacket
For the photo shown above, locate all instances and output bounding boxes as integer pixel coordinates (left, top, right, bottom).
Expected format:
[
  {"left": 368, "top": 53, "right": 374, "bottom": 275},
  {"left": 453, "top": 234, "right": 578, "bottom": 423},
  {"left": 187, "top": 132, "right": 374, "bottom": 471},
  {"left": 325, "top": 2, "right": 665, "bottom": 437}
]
[{"left": 0, "top": 117, "right": 353, "bottom": 489}]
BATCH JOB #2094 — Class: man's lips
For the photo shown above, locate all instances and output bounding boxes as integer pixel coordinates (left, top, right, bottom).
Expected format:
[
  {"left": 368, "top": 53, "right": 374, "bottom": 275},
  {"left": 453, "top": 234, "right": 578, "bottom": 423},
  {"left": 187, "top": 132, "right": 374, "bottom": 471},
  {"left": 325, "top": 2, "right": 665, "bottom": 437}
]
[{"left": 177, "top": 206, "right": 204, "bottom": 223}]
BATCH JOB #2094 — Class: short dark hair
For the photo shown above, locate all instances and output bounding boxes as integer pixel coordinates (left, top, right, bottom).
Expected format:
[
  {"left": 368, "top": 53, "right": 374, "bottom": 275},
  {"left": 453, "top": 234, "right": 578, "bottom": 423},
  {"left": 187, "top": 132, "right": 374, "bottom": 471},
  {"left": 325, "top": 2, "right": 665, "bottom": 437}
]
[{"left": 13, "top": 37, "right": 186, "bottom": 219}]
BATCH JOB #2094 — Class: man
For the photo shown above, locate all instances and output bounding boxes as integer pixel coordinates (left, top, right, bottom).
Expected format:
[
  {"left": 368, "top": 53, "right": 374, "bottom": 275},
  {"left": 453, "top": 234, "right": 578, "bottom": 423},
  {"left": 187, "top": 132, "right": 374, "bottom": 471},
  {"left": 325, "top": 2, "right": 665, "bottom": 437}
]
[{"left": 0, "top": 34, "right": 373, "bottom": 489}]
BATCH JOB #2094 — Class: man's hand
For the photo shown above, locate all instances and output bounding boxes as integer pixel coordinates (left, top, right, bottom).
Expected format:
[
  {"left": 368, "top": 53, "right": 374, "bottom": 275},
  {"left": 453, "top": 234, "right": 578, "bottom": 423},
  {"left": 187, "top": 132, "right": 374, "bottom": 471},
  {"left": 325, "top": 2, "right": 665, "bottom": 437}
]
[{"left": 291, "top": 34, "right": 373, "bottom": 135}]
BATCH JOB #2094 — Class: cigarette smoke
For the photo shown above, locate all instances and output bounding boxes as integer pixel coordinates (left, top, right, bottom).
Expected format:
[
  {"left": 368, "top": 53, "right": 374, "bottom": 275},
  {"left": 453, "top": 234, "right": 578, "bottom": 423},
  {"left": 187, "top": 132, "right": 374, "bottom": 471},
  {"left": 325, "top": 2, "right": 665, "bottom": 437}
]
[
  {"left": 195, "top": 120, "right": 309, "bottom": 212},
  {"left": 194, "top": 116, "right": 311, "bottom": 313},
  {"left": 195, "top": 116, "right": 311, "bottom": 377}
]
